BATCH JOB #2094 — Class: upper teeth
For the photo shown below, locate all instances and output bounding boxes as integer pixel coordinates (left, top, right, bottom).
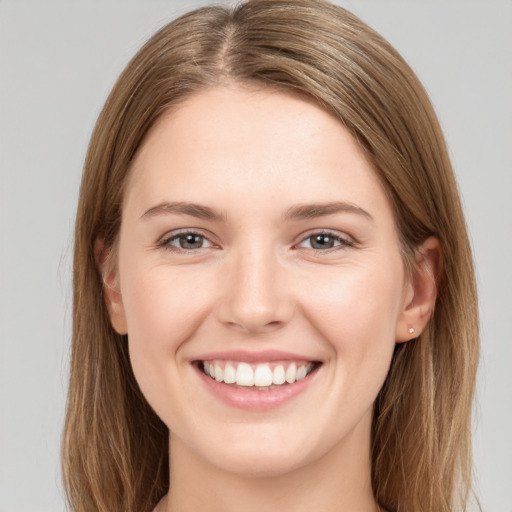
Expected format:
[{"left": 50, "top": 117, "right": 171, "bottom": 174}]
[{"left": 202, "top": 360, "right": 314, "bottom": 387}]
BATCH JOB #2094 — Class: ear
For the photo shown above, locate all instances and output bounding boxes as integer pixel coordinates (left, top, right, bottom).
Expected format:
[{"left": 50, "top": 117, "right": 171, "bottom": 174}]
[
  {"left": 94, "top": 239, "right": 128, "bottom": 335},
  {"left": 396, "top": 236, "right": 441, "bottom": 343}
]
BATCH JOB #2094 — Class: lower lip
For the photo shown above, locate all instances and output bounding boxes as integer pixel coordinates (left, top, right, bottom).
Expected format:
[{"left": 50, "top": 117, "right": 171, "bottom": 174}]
[{"left": 194, "top": 364, "right": 319, "bottom": 411}]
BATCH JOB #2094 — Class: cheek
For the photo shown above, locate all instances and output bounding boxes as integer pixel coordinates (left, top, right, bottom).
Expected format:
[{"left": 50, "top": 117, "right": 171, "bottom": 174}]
[
  {"left": 118, "top": 263, "right": 214, "bottom": 406},
  {"left": 299, "top": 264, "right": 404, "bottom": 387},
  {"left": 120, "top": 262, "right": 211, "bottom": 346},
  {"left": 303, "top": 264, "right": 404, "bottom": 338}
]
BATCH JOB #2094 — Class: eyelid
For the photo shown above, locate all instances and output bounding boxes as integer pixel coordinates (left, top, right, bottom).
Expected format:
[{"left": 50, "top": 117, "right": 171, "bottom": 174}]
[
  {"left": 294, "top": 229, "right": 355, "bottom": 251},
  {"left": 155, "top": 227, "right": 356, "bottom": 253},
  {"left": 157, "top": 228, "right": 218, "bottom": 251}
]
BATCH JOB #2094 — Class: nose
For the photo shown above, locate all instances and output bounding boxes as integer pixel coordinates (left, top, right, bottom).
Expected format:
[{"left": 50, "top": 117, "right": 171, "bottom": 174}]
[{"left": 215, "top": 245, "right": 295, "bottom": 334}]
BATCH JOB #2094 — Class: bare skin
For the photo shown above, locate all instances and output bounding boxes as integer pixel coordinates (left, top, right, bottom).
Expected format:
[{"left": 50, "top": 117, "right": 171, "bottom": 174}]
[{"left": 102, "top": 85, "right": 438, "bottom": 512}]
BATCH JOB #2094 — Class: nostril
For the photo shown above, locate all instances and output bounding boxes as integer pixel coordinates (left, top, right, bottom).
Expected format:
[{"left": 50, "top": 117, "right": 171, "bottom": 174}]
[
  {"left": 227, "top": 318, "right": 287, "bottom": 334},
  {"left": 214, "top": 268, "right": 295, "bottom": 332}
]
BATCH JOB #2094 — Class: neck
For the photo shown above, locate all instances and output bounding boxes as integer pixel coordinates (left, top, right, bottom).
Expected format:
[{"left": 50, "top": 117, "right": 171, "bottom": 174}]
[{"left": 161, "top": 421, "right": 378, "bottom": 512}]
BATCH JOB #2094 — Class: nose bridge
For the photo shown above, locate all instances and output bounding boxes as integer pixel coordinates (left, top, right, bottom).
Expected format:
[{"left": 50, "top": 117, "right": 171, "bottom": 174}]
[{"left": 217, "top": 240, "right": 293, "bottom": 332}]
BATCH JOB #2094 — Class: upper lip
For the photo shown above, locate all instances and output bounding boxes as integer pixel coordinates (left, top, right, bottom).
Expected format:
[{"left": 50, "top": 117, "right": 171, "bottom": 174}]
[{"left": 193, "top": 349, "right": 319, "bottom": 364}]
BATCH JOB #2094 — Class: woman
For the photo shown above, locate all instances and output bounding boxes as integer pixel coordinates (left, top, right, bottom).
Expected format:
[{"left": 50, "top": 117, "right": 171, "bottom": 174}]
[{"left": 62, "top": 1, "right": 479, "bottom": 511}]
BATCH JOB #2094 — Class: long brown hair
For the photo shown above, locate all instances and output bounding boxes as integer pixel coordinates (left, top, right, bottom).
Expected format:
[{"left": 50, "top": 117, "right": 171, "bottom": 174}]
[{"left": 62, "top": 1, "right": 479, "bottom": 511}]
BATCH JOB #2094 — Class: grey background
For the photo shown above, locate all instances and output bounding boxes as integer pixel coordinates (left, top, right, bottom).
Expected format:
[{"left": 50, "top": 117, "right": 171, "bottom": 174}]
[{"left": 0, "top": 1, "right": 510, "bottom": 510}]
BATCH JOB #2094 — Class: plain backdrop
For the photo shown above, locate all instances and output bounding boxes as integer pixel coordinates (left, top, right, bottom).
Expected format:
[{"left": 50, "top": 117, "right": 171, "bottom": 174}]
[{"left": 0, "top": 1, "right": 511, "bottom": 511}]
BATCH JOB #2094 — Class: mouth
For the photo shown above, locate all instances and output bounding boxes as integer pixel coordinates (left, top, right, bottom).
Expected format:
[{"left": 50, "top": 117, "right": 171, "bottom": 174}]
[{"left": 197, "top": 359, "right": 321, "bottom": 390}]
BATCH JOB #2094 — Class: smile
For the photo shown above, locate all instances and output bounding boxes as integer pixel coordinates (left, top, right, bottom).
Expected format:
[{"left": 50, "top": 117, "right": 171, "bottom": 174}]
[
  {"left": 193, "top": 351, "right": 322, "bottom": 410},
  {"left": 201, "top": 360, "right": 317, "bottom": 389}
]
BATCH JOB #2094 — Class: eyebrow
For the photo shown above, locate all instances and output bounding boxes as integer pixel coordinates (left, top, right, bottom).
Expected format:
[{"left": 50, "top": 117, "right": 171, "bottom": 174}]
[
  {"left": 283, "top": 202, "right": 374, "bottom": 222},
  {"left": 140, "top": 200, "right": 373, "bottom": 223},
  {"left": 141, "top": 201, "right": 227, "bottom": 222}
]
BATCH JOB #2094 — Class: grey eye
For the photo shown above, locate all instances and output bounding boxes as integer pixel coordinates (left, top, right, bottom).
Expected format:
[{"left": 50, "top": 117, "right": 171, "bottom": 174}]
[
  {"left": 169, "top": 233, "right": 211, "bottom": 250},
  {"left": 181, "top": 234, "right": 203, "bottom": 249},
  {"left": 309, "top": 234, "right": 336, "bottom": 249},
  {"left": 297, "top": 232, "right": 352, "bottom": 251},
  {"left": 301, "top": 234, "right": 339, "bottom": 250}
]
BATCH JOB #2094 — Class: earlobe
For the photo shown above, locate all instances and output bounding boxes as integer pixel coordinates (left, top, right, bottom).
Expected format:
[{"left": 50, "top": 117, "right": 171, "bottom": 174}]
[
  {"left": 94, "top": 239, "right": 128, "bottom": 335},
  {"left": 396, "top": 236, "right": 441, "bottom": 343}
]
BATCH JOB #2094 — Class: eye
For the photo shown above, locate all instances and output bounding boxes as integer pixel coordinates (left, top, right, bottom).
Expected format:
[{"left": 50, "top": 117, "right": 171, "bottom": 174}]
[
  {"left": 297, "top": 231, "right": 353, "bottom": 251},
  {"left": 160, "top": 231, "right": 213, "bottom": 251}
]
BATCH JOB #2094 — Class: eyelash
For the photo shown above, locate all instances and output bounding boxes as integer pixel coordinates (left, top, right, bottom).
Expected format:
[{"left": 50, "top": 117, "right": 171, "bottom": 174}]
[
  {"left": 158, "top": 229, "right": 214, "bottom": 253},
  {"left": 157, "top": 229, "right": 354, "bottom": 254},
  {"left": 296, "top": 230, "right": 355, "bottom": 253}
]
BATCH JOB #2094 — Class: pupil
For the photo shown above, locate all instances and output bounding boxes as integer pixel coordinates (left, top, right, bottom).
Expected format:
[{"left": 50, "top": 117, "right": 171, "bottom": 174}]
[
  {"left": 180, "top": 234, "right": 203, "bottom": 249},
  {"left": 312, "top": 234, "right": 333, "bottom": 249}
]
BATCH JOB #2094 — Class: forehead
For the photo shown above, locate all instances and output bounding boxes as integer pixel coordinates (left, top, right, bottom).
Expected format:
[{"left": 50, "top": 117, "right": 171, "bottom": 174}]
[{"left": 125, "top": 85, "right": 392, "bottom": 223}]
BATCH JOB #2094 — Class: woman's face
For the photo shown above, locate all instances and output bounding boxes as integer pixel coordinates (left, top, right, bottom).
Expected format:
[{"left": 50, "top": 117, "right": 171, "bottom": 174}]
[{"left": 108, "top": 85, "right": 415, "bottom": 477}]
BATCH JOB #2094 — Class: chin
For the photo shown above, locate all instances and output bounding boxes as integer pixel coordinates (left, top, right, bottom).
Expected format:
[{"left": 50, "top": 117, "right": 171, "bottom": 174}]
[
  {"left": 183, "top": 425, "right": 321, "bottom": 479},
  {"left": 209, "top": 446, "right": 310, "bottom": 479}
]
